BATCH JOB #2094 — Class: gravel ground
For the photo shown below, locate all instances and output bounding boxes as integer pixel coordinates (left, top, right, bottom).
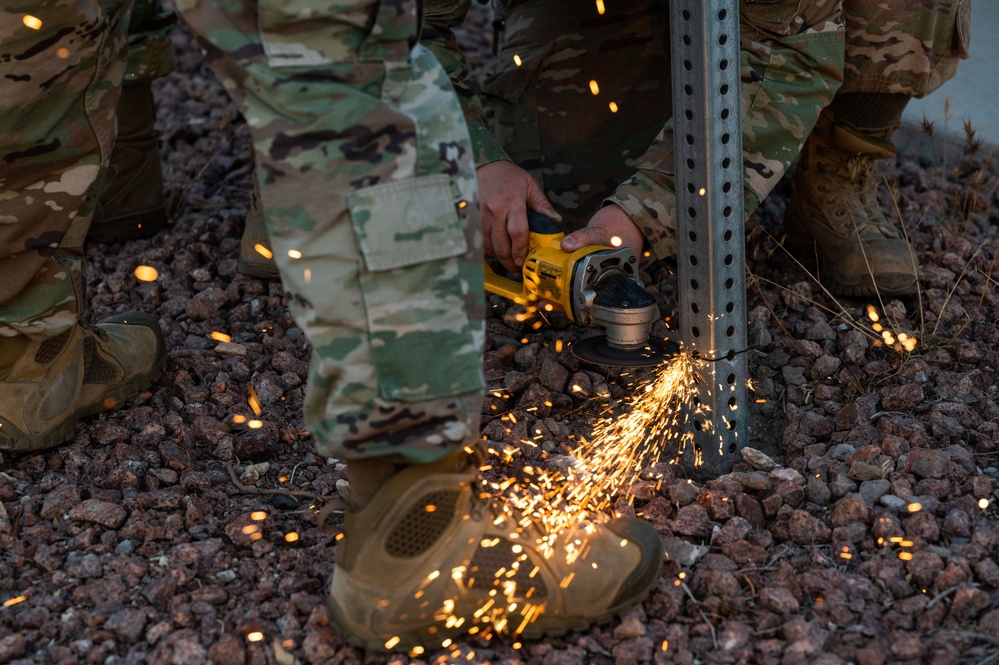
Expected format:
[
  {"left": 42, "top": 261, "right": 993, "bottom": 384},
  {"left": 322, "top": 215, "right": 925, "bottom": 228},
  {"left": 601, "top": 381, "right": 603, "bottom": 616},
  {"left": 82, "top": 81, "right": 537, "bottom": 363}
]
[{"left": 2, "top": 8, "right": 999, "bottom": 665}]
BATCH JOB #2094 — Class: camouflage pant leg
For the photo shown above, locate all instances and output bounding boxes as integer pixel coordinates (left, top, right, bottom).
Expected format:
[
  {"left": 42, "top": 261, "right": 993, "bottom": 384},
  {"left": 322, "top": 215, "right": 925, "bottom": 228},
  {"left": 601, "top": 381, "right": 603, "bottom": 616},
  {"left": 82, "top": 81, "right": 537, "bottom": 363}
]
[
  {"left": 176, "top": 0, "right": 486, "bottom": 464},
  {"left": 123, "top": 0, "right": 177, "bottom": 86},
  {"left": 840, "top": 0, "right": 971, "bottom": 97},
  {"left": 606, "top": 0, "right": 846, "bottom": 259},
  {"left": 0, "top": 0, "right": 132, "bottom": 339}
]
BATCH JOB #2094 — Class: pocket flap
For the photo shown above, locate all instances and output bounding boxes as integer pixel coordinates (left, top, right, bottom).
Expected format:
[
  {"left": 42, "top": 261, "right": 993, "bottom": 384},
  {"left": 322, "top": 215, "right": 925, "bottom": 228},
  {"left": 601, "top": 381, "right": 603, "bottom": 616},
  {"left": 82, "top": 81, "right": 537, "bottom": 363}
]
[{"left": 347, "top": 174, "right": 467, "bottom": 271}]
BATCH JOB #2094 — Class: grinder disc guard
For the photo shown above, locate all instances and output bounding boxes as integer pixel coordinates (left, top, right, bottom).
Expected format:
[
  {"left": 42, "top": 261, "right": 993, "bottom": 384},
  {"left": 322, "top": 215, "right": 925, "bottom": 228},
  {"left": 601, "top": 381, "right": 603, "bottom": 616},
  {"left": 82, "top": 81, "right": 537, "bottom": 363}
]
[{"left": 571, "top": 335, "right": 679, "bottom": 367}]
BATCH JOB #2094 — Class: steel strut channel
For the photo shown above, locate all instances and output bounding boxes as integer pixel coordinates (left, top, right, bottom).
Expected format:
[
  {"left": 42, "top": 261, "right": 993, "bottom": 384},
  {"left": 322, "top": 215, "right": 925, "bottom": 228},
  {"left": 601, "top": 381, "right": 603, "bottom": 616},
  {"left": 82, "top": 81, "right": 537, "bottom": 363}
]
[{"left": 669, "top": 0, "right": 749, "bottom": 476}]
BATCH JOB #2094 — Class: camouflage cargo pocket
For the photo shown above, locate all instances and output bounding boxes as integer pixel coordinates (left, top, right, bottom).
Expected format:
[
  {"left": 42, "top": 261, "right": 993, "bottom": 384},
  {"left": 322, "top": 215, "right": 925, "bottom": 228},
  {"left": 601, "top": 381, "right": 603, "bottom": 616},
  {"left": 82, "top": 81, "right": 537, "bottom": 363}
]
[{"left": 346, "top": 174, "right": 484, "bottom": 402}]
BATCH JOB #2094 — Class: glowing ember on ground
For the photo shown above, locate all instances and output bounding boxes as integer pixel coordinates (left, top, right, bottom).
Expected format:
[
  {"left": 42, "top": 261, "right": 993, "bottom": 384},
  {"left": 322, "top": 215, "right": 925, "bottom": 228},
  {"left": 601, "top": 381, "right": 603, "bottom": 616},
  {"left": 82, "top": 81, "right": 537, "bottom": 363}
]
[{"left": 134, "top": 265, "right": 159, "bottom": 282}]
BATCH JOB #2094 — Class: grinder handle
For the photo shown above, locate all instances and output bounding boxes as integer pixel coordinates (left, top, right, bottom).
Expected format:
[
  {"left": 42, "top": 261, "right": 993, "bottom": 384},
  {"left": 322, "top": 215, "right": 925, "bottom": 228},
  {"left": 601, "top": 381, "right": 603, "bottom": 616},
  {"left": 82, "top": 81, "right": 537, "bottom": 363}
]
[
  {"left": 483, "top": 210, "right": 564, "bottom": 301},
  {"left": 526, "top": 209, "right": 563, "bottom": 236}
]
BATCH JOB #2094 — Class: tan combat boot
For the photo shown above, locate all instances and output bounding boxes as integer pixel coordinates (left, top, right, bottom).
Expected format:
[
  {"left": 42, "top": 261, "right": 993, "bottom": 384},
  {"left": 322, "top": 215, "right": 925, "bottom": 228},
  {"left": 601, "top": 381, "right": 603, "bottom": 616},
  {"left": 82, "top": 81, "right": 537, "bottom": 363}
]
[
  {"left": 327, "top": 447, "right": 664, "bottom": 653},
  {"left": 237, "top": 179, "right": 280, "bottom": 280},
  {"left": 90, "top": 83, "right": 170, "bottom": 243},
  {"left": 0, "top": 313, "right": 166, "bottom": 451},
  {"left": 785, "top": 113, "right": 917, "bottom": 297}
]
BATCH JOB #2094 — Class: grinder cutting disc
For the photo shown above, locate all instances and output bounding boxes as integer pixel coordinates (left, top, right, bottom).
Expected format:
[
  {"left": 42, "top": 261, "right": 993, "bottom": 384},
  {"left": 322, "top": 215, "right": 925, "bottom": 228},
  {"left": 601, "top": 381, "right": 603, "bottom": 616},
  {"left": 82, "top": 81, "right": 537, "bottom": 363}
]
[{"left": 571, "top": 336, "right": 679, "bottom": 368}]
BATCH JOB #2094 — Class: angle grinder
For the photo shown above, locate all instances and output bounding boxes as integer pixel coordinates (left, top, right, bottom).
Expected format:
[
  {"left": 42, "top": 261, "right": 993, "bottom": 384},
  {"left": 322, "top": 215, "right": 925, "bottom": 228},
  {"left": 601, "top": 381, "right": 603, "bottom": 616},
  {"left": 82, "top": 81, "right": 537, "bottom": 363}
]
[{"left": 483, "top": 211, "right": 676, "bottom": 367}]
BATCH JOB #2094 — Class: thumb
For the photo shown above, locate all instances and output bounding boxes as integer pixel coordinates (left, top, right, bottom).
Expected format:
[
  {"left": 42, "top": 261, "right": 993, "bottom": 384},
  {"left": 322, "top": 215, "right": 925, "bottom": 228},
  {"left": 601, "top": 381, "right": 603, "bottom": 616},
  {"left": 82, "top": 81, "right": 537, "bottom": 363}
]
[{"left": 561, "top": 228, "right": 597, "bottom": 252}]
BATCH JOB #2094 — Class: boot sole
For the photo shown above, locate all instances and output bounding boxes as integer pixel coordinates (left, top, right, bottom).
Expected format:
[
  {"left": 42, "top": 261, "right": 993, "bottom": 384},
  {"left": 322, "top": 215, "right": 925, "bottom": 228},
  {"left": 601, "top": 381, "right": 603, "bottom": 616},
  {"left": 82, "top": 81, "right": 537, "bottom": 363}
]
[
  {"left": 783, "top": 232, "right": 917, "bottom": 298},
  {"left": 326, "top": 539, "right": 665, "bottom": 653}
]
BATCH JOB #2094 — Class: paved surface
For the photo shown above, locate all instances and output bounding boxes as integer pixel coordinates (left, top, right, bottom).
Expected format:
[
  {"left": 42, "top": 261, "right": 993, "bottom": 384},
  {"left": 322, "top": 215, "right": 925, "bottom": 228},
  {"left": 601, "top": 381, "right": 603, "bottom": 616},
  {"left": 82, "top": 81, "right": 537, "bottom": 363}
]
[{"left": 898, "top": 1, "right": 998, "bottom": 163}]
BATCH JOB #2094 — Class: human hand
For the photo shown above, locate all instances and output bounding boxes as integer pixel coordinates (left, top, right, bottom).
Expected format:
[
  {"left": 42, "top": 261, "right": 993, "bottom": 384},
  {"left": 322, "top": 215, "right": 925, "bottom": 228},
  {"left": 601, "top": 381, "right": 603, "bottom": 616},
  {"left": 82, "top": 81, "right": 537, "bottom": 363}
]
[
  {"left": 561, "top": 204, "right": 645, "bottom": 255},
  {"left": 477, "top": 161, "right": 560, "bottom": 272}
]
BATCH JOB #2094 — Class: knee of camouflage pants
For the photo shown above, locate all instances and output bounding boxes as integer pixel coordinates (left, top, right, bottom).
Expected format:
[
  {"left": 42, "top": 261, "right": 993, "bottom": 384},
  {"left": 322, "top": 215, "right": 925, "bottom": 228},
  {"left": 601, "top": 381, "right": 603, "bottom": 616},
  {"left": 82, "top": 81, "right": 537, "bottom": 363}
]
[{"left": 840, "top": 0, "right": 971, "bottom": 97}]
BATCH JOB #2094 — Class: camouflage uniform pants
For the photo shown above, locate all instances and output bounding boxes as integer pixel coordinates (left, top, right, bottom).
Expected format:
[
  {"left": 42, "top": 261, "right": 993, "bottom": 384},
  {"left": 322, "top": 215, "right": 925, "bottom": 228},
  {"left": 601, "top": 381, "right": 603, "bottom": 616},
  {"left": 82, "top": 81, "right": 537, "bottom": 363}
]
[
  {"left": 0, "top": 0, "right": 134, "bottom": 339},
  {"left": 476, "top": 0, "right": 971, "bottom": 254},
  {"left": 0, "top": 0, "right": 174, "bottom": 341},
  {"left": 176, "top": 0, "right": 486, "bottom": 463}
]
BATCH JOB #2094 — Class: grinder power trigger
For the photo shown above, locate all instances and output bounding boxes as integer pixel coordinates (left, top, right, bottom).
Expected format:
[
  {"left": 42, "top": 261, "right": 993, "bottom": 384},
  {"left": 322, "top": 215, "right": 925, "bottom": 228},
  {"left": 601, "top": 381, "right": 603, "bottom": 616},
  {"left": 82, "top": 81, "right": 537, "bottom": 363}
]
[{"left": 483, "top": 211, "right": 676, "bottom": 367}]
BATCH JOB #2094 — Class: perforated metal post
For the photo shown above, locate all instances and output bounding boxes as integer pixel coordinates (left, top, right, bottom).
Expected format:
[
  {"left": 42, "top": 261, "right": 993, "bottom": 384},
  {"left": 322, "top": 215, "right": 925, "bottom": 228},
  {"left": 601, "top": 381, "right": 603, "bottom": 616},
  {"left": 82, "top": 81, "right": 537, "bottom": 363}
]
[{"left": 670, "top": 0, "right": 748, "bottom": 476}]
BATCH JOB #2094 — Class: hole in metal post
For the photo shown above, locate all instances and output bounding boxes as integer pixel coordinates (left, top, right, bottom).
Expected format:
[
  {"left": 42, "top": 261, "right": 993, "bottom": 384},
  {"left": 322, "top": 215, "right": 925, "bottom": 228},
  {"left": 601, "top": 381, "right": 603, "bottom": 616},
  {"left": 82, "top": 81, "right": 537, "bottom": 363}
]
[
  {"left": 690, "top": 279, "right": 699, "bottom": 290},
  {"left": 725, "top": 301, "right": 734, "bottom": 313},
  {"left": 724, "top": 254, "right": 733, "bottom": 265},
  {"left": 725, "top": 277, "right": 734, "bottom": 289},
  {"left": 726, "top": 325, "right": 735, "bottom": 337},
  {"left": 688, "top": 231, "right": 697, "bottom": 242},
  {"left": 727, "top": 373, "right": 736, "bottom": 385},
  {"left": 691, "top": 303, "right": 699, "bottom": 314},
  {"left": 692, "top": 326, "right": 701, "bottom": 338},
  {"left": 689, "top": 255, "right": 697, "bottom": 266},
  {"left": 724, "top": 230, "right": 733, "bottom": 241},
  {"left": 687, "top": 206, "right": 696, "bottom": 218}
]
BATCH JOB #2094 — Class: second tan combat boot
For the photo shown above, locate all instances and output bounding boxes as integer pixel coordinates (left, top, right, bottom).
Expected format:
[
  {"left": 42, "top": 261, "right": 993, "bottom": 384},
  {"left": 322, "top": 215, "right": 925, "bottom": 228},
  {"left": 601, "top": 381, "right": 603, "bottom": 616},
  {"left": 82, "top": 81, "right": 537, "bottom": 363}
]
[
  {"left": 90, "top": 83, "right": 170, "bottom": 243},
  {"left": 326, "top": 446, "right": 664, "bottom": 653},
  {"left": 785, "top": 113, "right": 918, "bottom": 297},
  {"left": 237, "top": 179, "right": 280, "bottom": 280},
  {"left": 0, "top": 313, "right": 166, "bottom": 451}
]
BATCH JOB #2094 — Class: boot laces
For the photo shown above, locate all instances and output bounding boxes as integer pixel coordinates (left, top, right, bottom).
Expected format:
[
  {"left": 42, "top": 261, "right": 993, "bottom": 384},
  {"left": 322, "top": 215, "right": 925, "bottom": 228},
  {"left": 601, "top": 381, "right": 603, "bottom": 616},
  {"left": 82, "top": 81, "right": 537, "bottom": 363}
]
[{"left": 818, "top": 156, "right": 898, "bottom": 239}]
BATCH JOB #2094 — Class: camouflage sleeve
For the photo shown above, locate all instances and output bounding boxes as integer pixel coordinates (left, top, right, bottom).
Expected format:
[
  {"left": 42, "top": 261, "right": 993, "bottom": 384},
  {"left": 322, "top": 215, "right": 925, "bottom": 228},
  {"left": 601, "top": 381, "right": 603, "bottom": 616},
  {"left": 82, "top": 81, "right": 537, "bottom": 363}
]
[
  {"left": 608, "top": 0, "right": 845, "bottom": 261},
  {"left": 422, "top": 0, "right": 511, "bottom": 166}
]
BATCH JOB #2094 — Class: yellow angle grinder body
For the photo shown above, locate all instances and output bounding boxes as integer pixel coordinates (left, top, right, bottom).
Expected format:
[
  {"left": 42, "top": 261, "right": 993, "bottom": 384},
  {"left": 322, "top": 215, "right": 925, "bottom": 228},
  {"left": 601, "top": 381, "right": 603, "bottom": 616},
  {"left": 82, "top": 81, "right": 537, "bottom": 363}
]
[{"left": 483, "top": 211, "right": 676, "bottom": 367}]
